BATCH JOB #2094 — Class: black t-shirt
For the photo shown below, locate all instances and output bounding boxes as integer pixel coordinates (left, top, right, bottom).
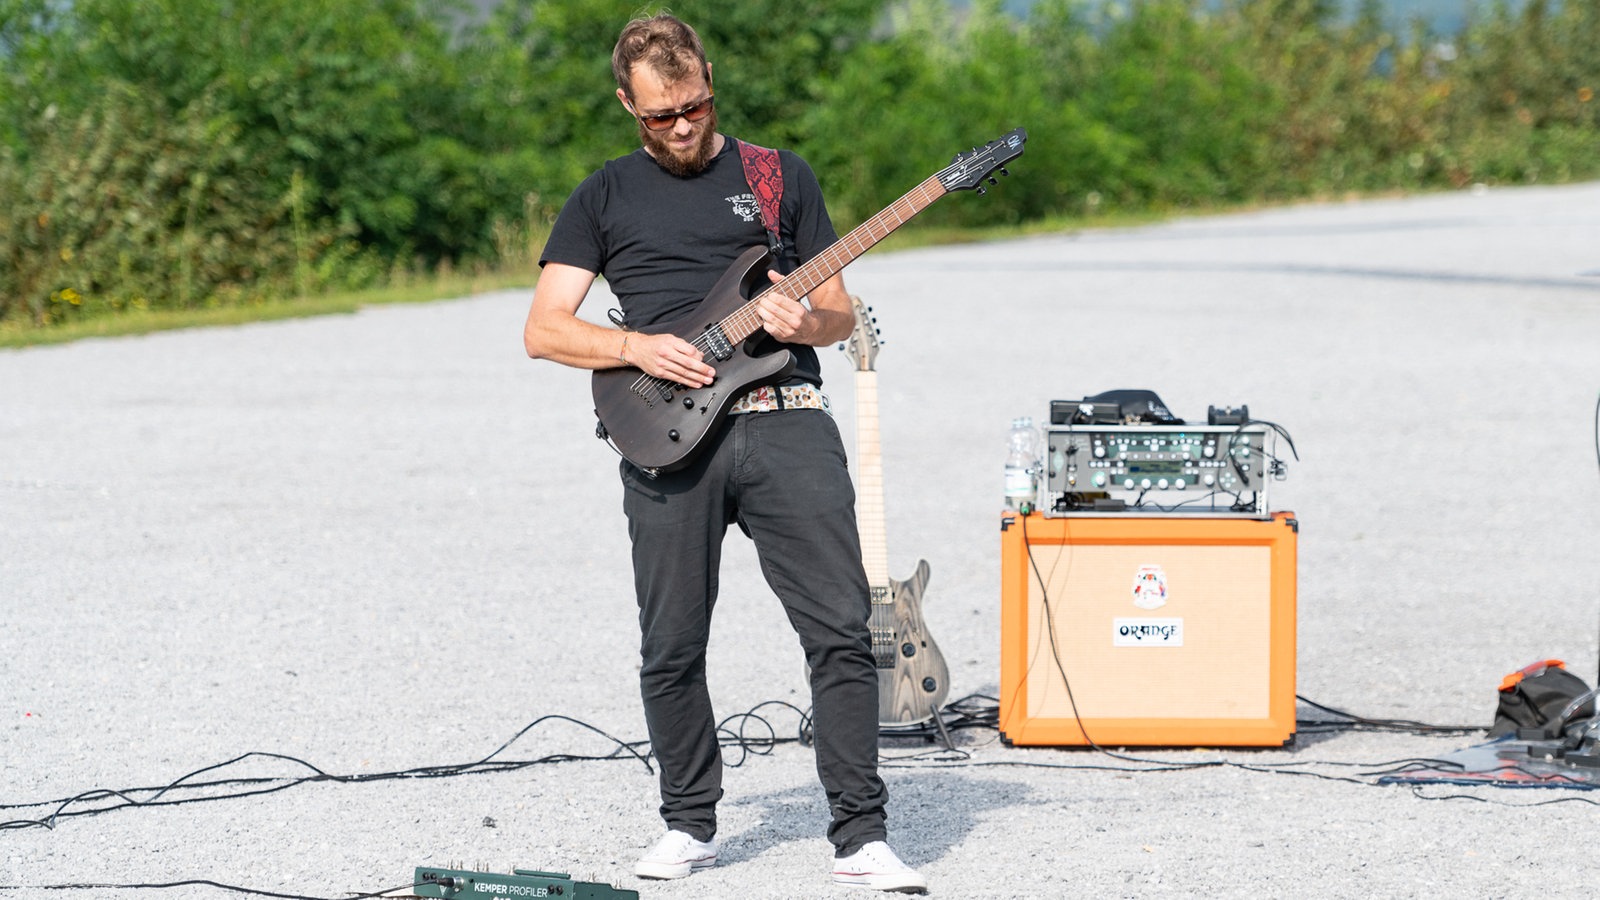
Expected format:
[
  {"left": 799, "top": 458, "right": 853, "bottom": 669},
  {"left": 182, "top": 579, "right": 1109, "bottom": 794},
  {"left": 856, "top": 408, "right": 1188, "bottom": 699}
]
[{"left": 539, "top": 138, "right": 840, "bottom": 386}]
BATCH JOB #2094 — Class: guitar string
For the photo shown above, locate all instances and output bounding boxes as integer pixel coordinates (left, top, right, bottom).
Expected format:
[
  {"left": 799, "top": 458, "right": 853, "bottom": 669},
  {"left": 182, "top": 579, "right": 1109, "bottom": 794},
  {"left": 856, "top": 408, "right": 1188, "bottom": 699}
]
[{"left": 623, "top": 178, "right": 946, "bottom": 398}]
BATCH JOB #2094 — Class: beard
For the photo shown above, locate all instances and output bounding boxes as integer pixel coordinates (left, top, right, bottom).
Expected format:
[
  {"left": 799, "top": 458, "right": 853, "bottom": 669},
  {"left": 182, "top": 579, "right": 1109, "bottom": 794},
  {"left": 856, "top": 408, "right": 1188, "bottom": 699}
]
[{"left": 639, "top": 107, "right": 719, "bottom": 177}]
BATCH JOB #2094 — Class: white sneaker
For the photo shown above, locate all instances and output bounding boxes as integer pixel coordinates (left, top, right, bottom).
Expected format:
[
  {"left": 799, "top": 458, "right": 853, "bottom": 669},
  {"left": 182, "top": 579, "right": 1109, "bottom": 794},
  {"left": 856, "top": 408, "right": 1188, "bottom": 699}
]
[
  {"left": 830, "top": 841, "right": 927, "bottom": 893},
  {"left": 635, "top": 829, "right": 718, "bottom": 880}
]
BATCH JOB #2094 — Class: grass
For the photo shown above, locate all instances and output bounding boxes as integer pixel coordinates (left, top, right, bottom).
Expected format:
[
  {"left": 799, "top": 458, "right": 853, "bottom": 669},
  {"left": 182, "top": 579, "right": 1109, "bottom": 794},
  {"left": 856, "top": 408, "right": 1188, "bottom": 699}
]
[
  {"left": 0, "top": 190, "right": 1465, "bottom": 350},
  {"left": 0, "top": 270, "right": 534, "bottom": 350}
]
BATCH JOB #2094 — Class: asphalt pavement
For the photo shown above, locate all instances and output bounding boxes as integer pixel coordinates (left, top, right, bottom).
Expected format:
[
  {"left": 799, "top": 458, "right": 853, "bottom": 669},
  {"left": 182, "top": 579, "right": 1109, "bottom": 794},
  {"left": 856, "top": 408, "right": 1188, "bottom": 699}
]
[{"left": 4, "top": 180, "right": 1600, "bottom": 898}]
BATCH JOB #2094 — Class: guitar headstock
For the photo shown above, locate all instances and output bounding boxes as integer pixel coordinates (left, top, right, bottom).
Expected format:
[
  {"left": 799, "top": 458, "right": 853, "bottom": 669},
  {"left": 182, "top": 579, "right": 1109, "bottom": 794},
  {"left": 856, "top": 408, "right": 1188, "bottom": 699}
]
[
  {"left": 842, "top": 295, "right": 880, "bottom": 373},
  {"left": 938, "top": 127, "right": 1027, "bottom": 194}
]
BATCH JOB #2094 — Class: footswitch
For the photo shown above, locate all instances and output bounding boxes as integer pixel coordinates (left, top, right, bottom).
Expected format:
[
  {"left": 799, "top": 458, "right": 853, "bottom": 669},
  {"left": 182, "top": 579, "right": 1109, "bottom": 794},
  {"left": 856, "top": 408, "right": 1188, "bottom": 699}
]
[{"left": 413, "top": 866, "right": 639, "bottom": 900}]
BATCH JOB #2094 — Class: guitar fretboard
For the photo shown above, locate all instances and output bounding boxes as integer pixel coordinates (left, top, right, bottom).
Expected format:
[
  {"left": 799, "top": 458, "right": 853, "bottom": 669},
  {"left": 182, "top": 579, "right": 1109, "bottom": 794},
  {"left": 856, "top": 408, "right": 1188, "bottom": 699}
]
[
  {"left": 854, "top": 369, "right": 892, "bottom": 591},
  {"left": 719, "top": 176, "right": 948, "bottom": 345}
]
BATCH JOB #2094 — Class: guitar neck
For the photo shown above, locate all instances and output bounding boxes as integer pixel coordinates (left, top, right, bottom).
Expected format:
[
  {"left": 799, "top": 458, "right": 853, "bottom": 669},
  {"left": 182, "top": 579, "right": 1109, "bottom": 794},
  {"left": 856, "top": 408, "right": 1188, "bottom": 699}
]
[
  {"left": 853, "top": 369, "right": 891, "bottom": 588},
  {"left": 720, "top": 174, "right": 948, "bottom": 343}
]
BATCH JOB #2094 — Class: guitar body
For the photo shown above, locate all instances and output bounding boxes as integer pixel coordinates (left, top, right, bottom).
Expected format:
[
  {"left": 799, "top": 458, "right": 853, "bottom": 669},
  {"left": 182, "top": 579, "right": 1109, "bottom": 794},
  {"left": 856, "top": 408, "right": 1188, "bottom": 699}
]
[
  {"left": 592, "top": 245, "right": 795, "bottom": 473},
  {"left": 875, "top": 559, "right": 951, "bottom": 725}
]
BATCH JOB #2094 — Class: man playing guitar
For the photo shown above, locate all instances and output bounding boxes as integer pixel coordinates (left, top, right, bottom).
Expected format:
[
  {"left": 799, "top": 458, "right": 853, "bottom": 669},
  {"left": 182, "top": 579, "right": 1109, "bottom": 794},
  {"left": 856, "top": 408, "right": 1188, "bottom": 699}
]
[{"left": 522, "top": 13, "right": 925, "bottom": 895}]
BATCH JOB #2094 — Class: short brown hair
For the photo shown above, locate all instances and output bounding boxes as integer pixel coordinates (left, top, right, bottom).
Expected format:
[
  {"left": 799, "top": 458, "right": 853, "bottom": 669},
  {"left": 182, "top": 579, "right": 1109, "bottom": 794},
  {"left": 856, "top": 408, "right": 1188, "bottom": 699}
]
[{"left": 611, "top": 13, "right": 709, "bottom": 99}]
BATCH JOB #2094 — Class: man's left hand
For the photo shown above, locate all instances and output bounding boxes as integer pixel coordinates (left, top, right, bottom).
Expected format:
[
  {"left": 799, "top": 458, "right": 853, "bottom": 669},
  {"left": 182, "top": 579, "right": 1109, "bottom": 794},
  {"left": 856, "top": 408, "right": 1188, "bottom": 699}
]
[{"left": 756, "top": 271, "right": 811, "bottom": 342}]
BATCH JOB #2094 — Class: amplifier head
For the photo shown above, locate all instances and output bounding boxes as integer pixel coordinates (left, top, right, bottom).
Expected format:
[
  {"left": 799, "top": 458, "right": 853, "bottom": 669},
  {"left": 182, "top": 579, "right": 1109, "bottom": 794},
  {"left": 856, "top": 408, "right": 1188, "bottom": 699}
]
[{"left": 1043, "top": 423, "right": 1271, "bottom": 517}]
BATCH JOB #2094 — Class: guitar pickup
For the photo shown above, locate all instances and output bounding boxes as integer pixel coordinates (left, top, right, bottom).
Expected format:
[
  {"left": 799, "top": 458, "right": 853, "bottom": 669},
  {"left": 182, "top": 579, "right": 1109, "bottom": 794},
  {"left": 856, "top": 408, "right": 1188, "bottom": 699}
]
[{"left": 702, "top": 324, "right": 735, "bottom": 361}]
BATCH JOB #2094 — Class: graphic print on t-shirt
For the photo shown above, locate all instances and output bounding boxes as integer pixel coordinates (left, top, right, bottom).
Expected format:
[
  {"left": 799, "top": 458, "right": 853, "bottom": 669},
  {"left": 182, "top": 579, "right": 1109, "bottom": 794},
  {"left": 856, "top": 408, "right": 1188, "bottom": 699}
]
[{"left": 726, "top": 192, "right": 760, "bottom": 223}]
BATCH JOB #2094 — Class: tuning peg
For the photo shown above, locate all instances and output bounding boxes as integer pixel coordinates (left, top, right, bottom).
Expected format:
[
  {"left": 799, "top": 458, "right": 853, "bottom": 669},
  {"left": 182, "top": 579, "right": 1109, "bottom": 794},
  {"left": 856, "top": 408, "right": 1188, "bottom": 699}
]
[
  {"left": 1000, "top": 167, "right": 1010, "bottom": 176},
  {"left": 987, "top": 176, "right": 997, "bottom": 185},
  {"left": 976, "top": 186, "right": 988, "bottom": 195}
]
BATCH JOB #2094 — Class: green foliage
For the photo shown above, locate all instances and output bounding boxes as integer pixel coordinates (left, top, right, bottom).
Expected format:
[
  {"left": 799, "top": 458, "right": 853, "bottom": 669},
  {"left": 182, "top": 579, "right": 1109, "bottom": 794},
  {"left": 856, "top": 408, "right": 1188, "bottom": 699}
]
[
  {"left": 1072, "top": 0, "right": 1282, "bottom": 207},
  {"left": 465, "top": 0, "right": 890, "bottom": 216},
  {"left": 0, "top": 81, "right": 336, "bottom": 325},
  {"left": 2, "top": 0, "right": 1598, "bottom": 334}
]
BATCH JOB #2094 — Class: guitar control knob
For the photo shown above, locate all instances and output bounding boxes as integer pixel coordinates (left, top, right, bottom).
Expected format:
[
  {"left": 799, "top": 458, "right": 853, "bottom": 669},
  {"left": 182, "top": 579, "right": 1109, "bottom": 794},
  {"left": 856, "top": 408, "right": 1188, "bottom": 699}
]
[
  {"left": 901, "top": 642, "right": 917, "bottom": 658},
  {"left": 668, "top": 429, "right": 681, "bottom": 442},
  {"left": 682, "top": 396, "right": 694, "bottom": 408},
  {"left": 922, "top": 677, "right": 939, "bottom": 693}
]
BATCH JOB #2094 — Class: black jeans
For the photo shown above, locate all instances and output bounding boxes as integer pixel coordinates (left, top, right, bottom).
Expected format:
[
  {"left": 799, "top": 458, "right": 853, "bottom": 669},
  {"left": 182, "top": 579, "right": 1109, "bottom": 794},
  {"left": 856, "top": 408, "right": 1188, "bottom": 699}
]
[{"left": 621, "top": 408, "right": 887, "bottom": 855}]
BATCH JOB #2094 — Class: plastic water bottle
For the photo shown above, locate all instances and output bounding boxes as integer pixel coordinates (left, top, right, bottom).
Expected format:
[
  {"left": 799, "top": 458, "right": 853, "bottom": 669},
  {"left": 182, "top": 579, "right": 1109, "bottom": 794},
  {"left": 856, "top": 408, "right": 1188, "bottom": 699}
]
[{"left": 1004, "top": 416, "right": 1040, "bottom": 514}]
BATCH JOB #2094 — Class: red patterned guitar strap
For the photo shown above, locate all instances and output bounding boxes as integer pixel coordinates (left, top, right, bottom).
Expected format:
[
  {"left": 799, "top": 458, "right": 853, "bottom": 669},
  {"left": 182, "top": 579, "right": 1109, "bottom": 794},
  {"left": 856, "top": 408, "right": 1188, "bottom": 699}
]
[{"left": 735, "top": 139, "right": 786, "bottom": 268}]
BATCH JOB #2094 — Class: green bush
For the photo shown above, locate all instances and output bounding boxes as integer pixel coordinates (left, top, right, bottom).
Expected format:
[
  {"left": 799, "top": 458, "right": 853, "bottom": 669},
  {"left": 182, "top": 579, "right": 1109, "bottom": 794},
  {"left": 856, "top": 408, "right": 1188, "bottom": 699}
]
[
  {"left": 0, "top": 82, "right": 342, "bottom": 324},
  {"left": 2, "top": 0, "right": 1597, "bottom": 332}
]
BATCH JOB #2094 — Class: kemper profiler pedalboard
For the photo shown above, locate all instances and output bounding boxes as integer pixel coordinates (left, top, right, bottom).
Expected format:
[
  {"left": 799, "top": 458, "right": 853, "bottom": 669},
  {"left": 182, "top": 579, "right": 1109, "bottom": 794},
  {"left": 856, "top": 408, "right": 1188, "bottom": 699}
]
[{"left": 1044, "top": 423, "right": 1274, "bottom": 517}]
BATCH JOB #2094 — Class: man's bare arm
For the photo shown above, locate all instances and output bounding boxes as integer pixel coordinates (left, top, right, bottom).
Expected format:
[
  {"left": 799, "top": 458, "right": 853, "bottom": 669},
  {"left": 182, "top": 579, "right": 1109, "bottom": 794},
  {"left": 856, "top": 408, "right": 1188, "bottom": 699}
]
[{"left": 524, "top": 262, "right": 714, "bottom": 387}]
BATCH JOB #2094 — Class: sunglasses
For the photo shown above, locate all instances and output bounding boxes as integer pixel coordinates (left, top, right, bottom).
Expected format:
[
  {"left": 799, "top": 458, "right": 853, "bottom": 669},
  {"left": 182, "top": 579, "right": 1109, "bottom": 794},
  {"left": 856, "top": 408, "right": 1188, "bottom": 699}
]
[{"left": 632, "top": 93, "right": 715, "bottom": 132}]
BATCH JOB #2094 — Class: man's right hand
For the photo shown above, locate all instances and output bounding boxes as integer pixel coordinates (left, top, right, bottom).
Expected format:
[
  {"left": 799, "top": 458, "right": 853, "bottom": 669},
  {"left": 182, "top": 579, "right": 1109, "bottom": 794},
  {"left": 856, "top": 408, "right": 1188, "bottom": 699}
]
[{"left": 626, "top": 331, "right": 716, "bottom": 388}]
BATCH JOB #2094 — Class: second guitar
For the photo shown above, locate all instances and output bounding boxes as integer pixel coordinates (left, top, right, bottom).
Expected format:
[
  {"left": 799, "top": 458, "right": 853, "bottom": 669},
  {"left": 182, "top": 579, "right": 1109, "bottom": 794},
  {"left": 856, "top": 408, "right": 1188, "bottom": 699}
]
[{"left": 843, "top": 296, "right": 950, "bottom": 727}]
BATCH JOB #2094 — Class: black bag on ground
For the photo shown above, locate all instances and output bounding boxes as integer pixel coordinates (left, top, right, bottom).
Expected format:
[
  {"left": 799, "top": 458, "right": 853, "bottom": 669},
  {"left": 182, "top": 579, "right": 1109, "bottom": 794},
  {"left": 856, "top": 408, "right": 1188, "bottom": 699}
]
[{"left": 1490, "top": 659, "right": 1594, "bottom": 739}]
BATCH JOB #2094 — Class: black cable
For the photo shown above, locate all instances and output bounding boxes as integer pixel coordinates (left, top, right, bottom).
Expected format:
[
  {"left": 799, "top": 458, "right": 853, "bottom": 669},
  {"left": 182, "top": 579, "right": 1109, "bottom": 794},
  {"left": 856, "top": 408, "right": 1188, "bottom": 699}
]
[
  {"left": 1, "top": 715, "right": 654, "bottom": 831},
  {"left": 1405, "top": 784, "right": 1600, "bottom": 806},
  {"left": 0, "top": 877, "right": 418, "bottom": 899},
  {"left": 1294, "top": 695, "right": 1482, "bottom": 734}
]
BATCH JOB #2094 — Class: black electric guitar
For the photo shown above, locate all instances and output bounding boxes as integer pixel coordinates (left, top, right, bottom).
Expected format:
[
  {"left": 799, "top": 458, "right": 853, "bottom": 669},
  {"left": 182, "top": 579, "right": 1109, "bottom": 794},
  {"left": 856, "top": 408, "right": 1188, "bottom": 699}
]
[
  {"left": 592, "top": 128, "right": 1027, "bottom": 474},
  {"left": 845, "top": 297, "right": 950, "bottom": 726}
]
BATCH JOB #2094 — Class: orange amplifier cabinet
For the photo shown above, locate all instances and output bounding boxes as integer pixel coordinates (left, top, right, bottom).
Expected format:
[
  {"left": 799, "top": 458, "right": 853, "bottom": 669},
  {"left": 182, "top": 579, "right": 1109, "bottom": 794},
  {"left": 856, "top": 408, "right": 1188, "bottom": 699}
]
[{"left": 999, "top": 512, "right": 1297, "bottom": 747}]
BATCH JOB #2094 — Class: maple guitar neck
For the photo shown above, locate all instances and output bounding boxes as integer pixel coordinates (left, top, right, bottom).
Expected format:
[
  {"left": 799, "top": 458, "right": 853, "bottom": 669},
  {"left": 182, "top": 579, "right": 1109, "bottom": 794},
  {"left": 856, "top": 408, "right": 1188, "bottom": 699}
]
[{"left": 853, "top": 367, "right": 891, "bottom": 588}]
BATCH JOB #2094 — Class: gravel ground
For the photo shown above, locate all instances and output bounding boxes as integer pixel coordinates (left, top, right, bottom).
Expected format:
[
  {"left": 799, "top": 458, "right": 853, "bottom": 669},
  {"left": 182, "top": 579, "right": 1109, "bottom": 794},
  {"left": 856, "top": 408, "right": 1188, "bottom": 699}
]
[{"left": 4, "top": 180, "right": 1600, "bottom": 899}]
